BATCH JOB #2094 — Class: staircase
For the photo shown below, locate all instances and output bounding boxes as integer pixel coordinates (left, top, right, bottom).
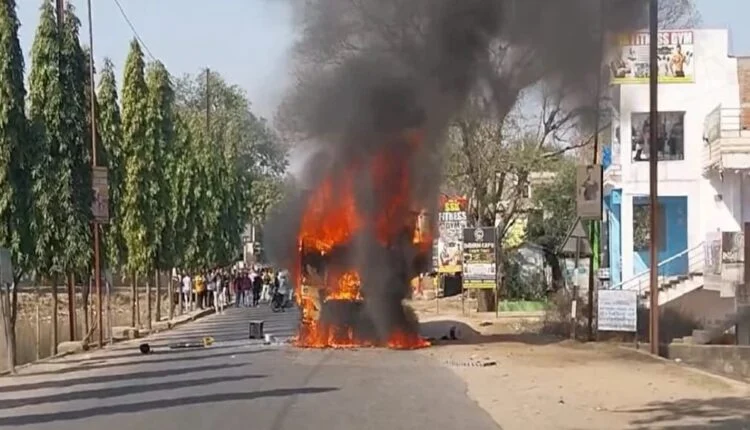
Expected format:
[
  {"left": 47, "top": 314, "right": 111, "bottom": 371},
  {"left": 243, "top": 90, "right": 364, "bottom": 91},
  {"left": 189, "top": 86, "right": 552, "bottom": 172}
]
[{"left": 612, "top": 243, "right": 705, "bottom": 306}]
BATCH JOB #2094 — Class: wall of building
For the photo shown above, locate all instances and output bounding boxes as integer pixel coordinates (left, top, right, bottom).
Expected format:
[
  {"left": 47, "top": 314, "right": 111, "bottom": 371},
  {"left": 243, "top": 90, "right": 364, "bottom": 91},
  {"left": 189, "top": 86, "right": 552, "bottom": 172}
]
[
  {"left": 705, "top": 171, "right": 750, "bottom": 233},
  {"left": 615, "top": 29, "right": 740, "bottom": 280}
]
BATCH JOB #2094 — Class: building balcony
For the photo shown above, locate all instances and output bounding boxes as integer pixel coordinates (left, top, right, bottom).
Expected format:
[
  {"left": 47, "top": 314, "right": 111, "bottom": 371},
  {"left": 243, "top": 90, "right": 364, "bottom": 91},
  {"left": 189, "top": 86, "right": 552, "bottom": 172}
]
[{"left": 703, "top": 105, "right": 750, "bottom": 171}]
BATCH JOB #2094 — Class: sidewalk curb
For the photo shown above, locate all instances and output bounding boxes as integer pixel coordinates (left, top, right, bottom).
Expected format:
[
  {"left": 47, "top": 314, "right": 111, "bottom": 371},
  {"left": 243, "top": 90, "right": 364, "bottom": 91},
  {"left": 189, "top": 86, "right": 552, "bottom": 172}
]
[
  {"left": 616, "top": 345, "right": 750, "bottom": 389},
  {"left": 0, "top": 307, "right": 217, "bottom": 377}
]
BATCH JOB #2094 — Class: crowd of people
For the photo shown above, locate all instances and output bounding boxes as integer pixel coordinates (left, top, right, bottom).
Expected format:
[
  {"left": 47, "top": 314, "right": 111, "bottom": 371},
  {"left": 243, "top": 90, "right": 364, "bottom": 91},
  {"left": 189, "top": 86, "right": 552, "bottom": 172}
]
[{"left": 177, "top": 266, "right": 292, "bottom": 314}]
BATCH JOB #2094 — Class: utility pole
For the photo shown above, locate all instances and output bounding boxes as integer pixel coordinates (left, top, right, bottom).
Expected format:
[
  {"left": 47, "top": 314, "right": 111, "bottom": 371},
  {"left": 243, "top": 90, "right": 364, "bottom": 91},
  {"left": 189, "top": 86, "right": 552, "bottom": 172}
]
[
  {"left": 86, "top": 0, "right": 103, "bottom": 347},
  {"left": 52, "top": 0, "right": 64, "bottom": 356},
  {"left": 648, "top": 0, "right": 660, "bottom": 356},
  {"left": 587, "top": 1, "right": 605, "bottom": 341}
]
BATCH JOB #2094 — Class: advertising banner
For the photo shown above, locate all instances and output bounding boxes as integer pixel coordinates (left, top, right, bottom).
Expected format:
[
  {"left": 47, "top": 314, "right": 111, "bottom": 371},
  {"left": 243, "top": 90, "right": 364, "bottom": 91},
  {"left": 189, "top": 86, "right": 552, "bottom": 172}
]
[
  {"left": 462, "top": 227, "right": 496, "bottom": 289},
  {"left": 576, "top": 164, "right": 602, "bottom": 220},
  {"left": 609, "top": 30, "right": 694, "bottom": 84},
  {"left": 436, "top": 195, "right": 468, "bottom": 273}
]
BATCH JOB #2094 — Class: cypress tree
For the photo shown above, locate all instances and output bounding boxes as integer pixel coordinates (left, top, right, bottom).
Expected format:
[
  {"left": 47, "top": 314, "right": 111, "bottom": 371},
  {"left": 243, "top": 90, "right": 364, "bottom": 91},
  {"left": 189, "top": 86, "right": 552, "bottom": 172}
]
[
  {"left": 0, "top": 0, "right": 33, "bottom": 372},
  {"left": 120, "top": 39, "right": 151, "bottom": 327},
  {"left": 145, "top": 60, "right": 175, "bottom": 323},
  {"left": 98, "top": 58, "right": 125, "bottom": 275},
  {"left": 60, "top": 3, "right": 91, "bottom": 279},
  {"left": 28, "top": 0, "right": 67, "bottom": 354}
]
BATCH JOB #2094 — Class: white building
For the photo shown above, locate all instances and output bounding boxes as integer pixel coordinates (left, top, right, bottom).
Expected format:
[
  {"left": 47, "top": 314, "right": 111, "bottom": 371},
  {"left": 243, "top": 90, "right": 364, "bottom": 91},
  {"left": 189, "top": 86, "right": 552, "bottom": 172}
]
[{"left": 603, "top": 29, "right": 750, "bottom": 339}]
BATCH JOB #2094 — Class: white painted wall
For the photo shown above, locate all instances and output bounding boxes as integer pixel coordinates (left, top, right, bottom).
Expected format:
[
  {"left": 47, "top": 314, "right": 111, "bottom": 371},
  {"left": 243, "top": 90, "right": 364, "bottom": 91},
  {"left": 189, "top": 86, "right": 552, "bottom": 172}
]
[
  {"left": 617, "top": 29, "right": 741, "bottom": 280},
  {"left": 707, "top": 171, "right": 750, "bottom": 232}
]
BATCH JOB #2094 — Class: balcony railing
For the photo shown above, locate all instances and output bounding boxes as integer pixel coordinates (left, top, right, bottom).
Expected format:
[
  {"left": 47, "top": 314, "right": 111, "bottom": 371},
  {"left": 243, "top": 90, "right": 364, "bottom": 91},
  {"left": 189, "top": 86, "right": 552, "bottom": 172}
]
[{"left": 703, "top": 105, "right": 750, "bottom": 170}]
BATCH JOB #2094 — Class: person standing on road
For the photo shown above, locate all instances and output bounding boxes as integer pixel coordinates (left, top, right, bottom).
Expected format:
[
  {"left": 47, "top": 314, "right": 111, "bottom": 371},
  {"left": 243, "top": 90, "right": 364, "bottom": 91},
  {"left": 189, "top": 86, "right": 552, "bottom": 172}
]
[
  {"left": 181, "top": 273, "right": 192, "bottom": 312},
  {"left": 242, "top": 272, "right": 252, "bottom": 307},
  {"left": 233, "top": 272, "right": 243, "bottom": 307},
  {"left": 214, "top": 271, "right": 227, "bottom": 314},
  {"left": 206, "top": 269, "right": 216, "bottom": 308},
  {"left": 195, "top": 273, "right": 206, "bottom": 309},
  {"left": 251, "top": 268, "right": 262, "bottom": 307},
  {"left": 261, "top": 269, "right": 272, "bottom": 303},
  {"left": 278, "top": 270, "right": 292, "bottom": 307}
]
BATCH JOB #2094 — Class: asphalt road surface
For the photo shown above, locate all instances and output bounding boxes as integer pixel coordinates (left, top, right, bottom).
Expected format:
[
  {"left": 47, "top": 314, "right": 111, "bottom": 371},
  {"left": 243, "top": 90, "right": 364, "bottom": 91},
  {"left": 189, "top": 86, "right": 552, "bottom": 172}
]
[{"left": 0, "top": 303, "right": 500, "bottom": 430}]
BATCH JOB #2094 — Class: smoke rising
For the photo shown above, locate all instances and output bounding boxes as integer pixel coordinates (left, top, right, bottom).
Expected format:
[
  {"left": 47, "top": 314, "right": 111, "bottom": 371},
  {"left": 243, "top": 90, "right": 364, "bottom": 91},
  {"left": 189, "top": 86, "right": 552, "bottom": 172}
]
[{"left": 266, "top": 0, "right": 649, "bottom": 344}]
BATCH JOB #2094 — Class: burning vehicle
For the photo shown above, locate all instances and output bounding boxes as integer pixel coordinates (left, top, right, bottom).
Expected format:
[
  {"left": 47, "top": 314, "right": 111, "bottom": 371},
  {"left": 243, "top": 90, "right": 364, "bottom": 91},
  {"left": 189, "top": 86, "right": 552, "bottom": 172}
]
[{"left": 292, "top": 129, "right": 433, "bottom": 349}]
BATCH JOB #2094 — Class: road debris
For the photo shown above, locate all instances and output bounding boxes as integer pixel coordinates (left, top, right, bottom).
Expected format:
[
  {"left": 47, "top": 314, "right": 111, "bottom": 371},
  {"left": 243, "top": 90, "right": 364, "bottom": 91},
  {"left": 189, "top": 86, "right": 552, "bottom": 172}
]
[{"left": 445, "top": 359, "right": 497, "bottom": 367}]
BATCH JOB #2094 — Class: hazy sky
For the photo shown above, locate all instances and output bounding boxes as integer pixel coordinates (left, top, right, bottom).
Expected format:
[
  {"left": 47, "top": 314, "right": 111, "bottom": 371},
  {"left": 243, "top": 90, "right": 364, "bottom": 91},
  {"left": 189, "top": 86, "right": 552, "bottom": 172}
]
[{"left": 14, "top": 0, "right": 750, "bottom": 122}]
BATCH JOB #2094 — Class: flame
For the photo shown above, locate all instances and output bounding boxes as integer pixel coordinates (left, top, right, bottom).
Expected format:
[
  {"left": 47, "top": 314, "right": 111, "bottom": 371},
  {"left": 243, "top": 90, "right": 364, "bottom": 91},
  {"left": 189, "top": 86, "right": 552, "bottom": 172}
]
[{"left": 293, "top": 129, "right": 431, "bottom": 350}]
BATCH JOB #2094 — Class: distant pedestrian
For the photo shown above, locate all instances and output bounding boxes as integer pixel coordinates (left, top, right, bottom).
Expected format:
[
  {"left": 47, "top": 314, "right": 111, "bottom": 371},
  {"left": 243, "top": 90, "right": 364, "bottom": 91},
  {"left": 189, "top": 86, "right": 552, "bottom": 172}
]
[
  {"left": 251, "top": 270, "right": 262, "bottom": 307},
  {"left": 214, "top": 271, "right": 226, "bottom": 314},
  {"left": 207, "top": 270, "right": 216, "bottom": 308},
  {"left": 181, "top": 273, "right": 192, "bottom": 312},
  {"left": 195, "top": 273, "right": 206, "bottom": 309}
]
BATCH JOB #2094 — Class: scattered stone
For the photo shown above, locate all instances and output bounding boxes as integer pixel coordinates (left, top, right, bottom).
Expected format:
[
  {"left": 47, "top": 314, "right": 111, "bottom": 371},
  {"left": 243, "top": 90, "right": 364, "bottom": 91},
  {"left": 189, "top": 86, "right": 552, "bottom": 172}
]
[{"left": 57, "top": 341, "right": 88, "bottom": 354}]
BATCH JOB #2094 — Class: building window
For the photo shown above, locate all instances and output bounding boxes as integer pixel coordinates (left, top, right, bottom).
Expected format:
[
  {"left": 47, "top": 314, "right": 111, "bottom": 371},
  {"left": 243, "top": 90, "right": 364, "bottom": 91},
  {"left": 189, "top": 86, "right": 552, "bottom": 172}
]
[
  {"left": 631, "top": 111, "right": 685, "bottom": 162},
  {"left": 633, "top": 202, "right": 666, "bottom": 252}
]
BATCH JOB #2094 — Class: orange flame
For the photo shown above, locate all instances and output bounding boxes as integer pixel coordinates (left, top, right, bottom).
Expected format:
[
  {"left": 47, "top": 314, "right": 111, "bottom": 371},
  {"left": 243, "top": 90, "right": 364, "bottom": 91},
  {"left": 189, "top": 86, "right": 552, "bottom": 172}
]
[{"left": 294, "top": 129, "right": 431, "bottom": 350}]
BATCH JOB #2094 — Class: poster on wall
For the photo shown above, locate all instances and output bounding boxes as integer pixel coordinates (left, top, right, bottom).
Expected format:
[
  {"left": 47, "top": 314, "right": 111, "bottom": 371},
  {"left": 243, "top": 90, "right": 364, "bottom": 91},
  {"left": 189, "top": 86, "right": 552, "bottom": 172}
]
[
  {"left": 462, "top": 227, "right": 496, "bottom": 289},
  {"left": 609, "top": 30, "right": 694, "bottom": 84},
  {"left": 630, "top": 112, "right": 685, "bottom": 162},
  {"left": 576, "top": 164, "right": 602, "bottom": 220},
  {"left": 437, "top": 195, "right": 468, "bottom": 273}
]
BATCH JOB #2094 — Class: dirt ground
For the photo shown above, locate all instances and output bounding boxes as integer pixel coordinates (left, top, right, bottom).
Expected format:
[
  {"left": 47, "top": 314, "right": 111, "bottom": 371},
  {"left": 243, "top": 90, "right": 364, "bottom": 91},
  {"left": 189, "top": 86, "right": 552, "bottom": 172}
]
[{"left": 413, "top": 298, "right": 750, "bottom": 430}]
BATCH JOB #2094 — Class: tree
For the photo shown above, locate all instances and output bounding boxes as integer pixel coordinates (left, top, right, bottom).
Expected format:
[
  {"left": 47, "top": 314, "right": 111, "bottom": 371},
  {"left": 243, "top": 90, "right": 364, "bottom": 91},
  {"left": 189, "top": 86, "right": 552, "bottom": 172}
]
[
  {"left": 658, "top": 0, "right": 701, "bottom": 28},
  {"left": 526, "top": 157, "right": 576, "bottom": 290},
  {"left": 60, "top": 2, "right": 92, "bottom": 341},
  {"left": 0, "top": 0, "right": 33, "bottom": 373},
  {"left": 98, "top": 58, "right": 126, "bottom": 276},
  {"left": 120, "top": 39, "right": 152, "bottom": 327},
  {"left": 28, "top": 0, "right": 70, "bottom": 355},
  {"left": 145, "top": 60, "right": 175, "bottom": 326},
  {"left": 174, "top": 71, "right": 287, "bottom": 270}
]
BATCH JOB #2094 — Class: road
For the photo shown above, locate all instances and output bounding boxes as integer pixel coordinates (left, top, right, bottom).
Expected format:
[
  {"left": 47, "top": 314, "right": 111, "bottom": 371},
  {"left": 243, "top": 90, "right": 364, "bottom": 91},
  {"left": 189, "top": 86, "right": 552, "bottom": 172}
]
[{"left": 0, "top": 304, "right": 500, "bottom": 430}]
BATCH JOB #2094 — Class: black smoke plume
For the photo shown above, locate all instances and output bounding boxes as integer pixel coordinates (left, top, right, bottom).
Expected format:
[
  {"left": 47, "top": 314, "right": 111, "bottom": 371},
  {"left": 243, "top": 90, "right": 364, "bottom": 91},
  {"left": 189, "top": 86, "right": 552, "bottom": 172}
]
[{"left": 265, "top": 0, "right": 650, "bottom": 344}]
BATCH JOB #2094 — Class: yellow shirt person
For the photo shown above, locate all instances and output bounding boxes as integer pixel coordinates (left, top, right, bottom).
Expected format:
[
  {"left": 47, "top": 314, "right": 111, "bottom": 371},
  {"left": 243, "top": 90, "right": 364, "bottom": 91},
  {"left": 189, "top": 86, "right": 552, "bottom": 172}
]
[{"left": 194, "top": 275, "right": 206, "bottom": 293}]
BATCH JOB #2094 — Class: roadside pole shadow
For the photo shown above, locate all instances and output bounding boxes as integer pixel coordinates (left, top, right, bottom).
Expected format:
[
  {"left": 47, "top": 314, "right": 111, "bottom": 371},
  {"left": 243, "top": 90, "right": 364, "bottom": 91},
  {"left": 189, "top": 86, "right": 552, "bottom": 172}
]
[
  {"left": 0, "top": 387, "right": 338, "bottom": 426},
  {"left": 0, "top": 374, "right": 267, "bottom": 410},
  {"left": 0, "top": 362, "right": 250, "bottom": 394},
  {"left": 16, "top": 348, "right": 269, "bottom": 378}
]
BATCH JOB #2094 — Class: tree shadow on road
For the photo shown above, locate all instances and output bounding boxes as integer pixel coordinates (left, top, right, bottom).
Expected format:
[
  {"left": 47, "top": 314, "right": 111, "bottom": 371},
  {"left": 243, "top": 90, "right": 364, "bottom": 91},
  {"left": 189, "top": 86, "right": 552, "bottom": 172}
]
[
  {"left": 0, "top": 362, "right": 250, "bottom": 394},
  {"left": 0, "top": 373, "right": 266, "bottom": 410},
  {"left": 623, "top": 396, "right": 750, "bottom": 429},
  {"left": 9, "top": 347, "right": 268, "bottom": 378},
  {"left": 420, "top": 320, "right": 563, "bottom": 346},
  {"left": 0, "top": 387, "right": 338, "bottom": 426}
]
